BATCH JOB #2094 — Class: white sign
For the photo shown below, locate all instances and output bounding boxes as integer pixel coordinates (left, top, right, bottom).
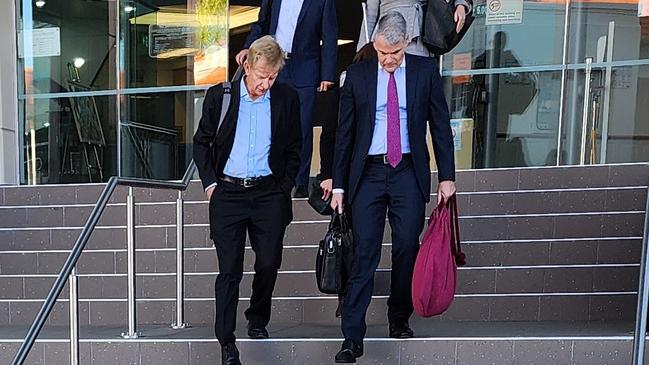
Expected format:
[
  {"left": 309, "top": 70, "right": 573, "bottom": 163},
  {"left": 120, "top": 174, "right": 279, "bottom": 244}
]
[
  {"left": 486, "top": 0, "right": 523, "bottom": 25},
  {"left": 19, "top": 27, "right": 61, "bottom": 58},
  {"left": 148, "top": 25, "right": 197, "bottom": 58}
]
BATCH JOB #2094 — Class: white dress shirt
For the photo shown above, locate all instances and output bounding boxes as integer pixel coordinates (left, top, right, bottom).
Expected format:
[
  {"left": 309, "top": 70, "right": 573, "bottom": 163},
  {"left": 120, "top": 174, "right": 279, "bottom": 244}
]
[{"left": 275, "top": 0, "right": 304, "bottom": 53}]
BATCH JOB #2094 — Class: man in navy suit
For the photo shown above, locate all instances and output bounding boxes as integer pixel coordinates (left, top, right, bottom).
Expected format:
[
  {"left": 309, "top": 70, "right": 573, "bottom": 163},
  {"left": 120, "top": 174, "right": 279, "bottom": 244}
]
[
  {"left": 330, "top": 11, "right": 456, "bottom": 363},
  {"left": 236, "top": 0, "right": 338, "bottom": 198}
]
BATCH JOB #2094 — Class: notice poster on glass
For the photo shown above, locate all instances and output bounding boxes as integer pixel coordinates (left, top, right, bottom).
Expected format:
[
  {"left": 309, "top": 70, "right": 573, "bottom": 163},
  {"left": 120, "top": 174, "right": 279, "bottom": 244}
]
[
  {"left": 148, "top": 25, "right": 198, "bottom": 58},
  {"left": 486, "top": 0, "right": 524, "bottom": 25},
  {"left": 18, "top": 27, "right": 61, "bottom": 58},
  {"left": 452, "top": 53, "right": 472, "bottom": 84}
]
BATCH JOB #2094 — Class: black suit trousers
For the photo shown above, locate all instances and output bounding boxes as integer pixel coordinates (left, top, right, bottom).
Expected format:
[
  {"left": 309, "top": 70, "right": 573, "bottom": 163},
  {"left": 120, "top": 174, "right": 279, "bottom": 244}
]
[
  {"left": 341, "top": 159, "right": 426, "bottom": 342},
  {"left": 209, "top": 180, "right": 290, "bottom": 345}
]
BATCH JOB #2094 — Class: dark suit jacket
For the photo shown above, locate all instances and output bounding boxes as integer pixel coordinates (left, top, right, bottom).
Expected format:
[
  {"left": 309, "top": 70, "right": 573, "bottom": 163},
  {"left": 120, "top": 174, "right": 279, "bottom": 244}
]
[
  {"left": 333, "top": 54, "right": 455, "bottom": 203},
  {"left": 244, "top": 0, "right": 338, "bottom": 87},
  {"left": 193, "top": 81, "right": 302, "bottom": 198}
]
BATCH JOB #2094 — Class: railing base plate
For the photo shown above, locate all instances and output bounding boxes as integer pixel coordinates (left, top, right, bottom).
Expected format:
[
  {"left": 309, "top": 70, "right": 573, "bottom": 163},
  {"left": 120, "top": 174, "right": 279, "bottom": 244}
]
[{"left": 171, "top": 323, "right": 192, "bottom": 329}]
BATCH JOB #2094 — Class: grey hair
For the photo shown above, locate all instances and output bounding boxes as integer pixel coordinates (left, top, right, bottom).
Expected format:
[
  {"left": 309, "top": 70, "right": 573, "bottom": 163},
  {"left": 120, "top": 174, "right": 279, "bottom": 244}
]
[{"left": 374, "top": 11, "right": 408, "bottom": 45}]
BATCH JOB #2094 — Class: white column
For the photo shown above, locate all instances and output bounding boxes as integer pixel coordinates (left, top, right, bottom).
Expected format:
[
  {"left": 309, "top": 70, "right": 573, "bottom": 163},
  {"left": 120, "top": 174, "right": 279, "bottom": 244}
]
[{"left": 0, "top": 1, "right": 19, "bottom": 185}]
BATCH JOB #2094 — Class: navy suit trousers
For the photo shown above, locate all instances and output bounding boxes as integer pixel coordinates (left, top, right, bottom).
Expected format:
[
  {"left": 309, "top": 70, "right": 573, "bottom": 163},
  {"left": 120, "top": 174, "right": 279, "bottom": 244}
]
[
  {"left": 278, "top": 60, "right": 316, "bottom": 187},
  {"left": 341, "top": 158, "right": 426, "bottom": 342}
]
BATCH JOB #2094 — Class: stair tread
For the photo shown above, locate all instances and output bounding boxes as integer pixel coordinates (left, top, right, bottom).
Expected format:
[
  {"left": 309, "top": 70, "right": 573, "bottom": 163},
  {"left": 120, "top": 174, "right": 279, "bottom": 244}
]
[{"left": 0, "top": 320, "right": 634, "bottom": 341}]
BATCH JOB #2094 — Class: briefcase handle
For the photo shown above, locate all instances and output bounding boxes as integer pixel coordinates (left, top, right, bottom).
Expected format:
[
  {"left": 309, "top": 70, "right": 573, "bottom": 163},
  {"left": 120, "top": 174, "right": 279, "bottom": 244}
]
[{"left": 329, "top": 211, "right": 351, "bottom": 232}]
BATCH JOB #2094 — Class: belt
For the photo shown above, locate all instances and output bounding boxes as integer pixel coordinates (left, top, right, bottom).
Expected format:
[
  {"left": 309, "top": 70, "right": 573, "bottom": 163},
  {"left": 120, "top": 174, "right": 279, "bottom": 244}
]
[
  {"left": 367, "top": 153, "right": 412, "bottom": 165},
  {"left": 219, "top": 175, "right": 274, "bottom": 188}
]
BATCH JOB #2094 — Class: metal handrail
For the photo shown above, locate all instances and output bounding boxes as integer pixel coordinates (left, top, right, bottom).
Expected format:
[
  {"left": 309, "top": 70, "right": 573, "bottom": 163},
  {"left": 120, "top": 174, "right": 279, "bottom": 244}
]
[
  {"left": 11, "top": 161, "right": 197, "bottom": 365},
  {"left": 632, "top": 182, "right": 649, "bottom": 364}
]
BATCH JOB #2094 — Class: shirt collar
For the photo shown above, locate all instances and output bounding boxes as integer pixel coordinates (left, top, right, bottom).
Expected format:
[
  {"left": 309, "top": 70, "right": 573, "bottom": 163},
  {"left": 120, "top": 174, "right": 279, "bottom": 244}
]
[
  {"left": 378, "top": 56, "right": 406, "bottom": 71},
  {"left": 240, "top": 77, "right": 271, "bottom": 102}
]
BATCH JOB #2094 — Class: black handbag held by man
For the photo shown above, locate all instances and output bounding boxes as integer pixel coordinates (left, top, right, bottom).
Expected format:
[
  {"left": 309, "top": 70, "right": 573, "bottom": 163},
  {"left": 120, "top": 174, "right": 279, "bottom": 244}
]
[
  {"left": 316, "top": 212, "right": 353, "bottom": 295},
  {"left": 308, "top": 180, "right": 333, "bottom": 216},
  {"left": 422, "top": 0, "right": 474, "bottom": 55}
]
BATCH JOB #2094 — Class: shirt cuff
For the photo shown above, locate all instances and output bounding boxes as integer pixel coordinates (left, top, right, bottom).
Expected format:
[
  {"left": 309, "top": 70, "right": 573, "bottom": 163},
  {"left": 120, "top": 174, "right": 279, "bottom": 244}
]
[
  {"left": 332, "top": 189, "right": 345, "bottom": 194},
  {"left": 205, "top": 182, "right": 217, "bottom": 192},
  {"left": 454, "top": 0, "right": 472, "bottom": 13}
]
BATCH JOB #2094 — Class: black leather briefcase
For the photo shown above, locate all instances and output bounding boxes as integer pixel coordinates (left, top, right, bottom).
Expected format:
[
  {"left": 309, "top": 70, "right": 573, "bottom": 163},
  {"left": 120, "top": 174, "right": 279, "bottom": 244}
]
[{"left": 316, "top": 212, "right": 353, "bottom": 294}]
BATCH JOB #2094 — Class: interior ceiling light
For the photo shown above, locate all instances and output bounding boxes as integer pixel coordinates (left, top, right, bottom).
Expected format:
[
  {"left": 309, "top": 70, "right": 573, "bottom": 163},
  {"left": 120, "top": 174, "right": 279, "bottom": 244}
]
[
  {"left": 124, "top": 5, "right": 135, "bottom": 13},
  {"left": 35, "top": 0, "right": 46, "bottom": 8},
  {"left": 72, "top": 57, "right": 85, "bottom": 68}
]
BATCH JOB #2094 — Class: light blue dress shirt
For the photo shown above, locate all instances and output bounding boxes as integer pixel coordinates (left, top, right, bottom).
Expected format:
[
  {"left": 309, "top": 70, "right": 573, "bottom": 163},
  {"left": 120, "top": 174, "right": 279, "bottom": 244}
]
[
  {"left": 368, "top": 58, "right": 411, "bottom": 155},
  {"left": 223, "top": 78, "right": 273, "bottom": 179},
  {"left": 275, "top": 0, "right": 304, "bottom": 53}
]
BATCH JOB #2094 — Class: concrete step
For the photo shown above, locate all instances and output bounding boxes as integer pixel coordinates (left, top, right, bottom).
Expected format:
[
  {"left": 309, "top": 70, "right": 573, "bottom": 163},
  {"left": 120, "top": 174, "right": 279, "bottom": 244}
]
[
  {"left": 0, "top": 265, "right": 639, "bottom": 300},
  {"left": 0, "top": 292, "right": 636, "bottom": 327},
  {"left": 0, "top": 321, "right": 638, "bottom": 365},
  {"left": 0, "top": 209, "right": 644, "bottom": 253},
  {"left": 0, "top": 238, "right": 641, "bottom": 274},
  {"left": 2, "top": 164, "right": 646, "bottom": 207},
  {"left": 2, "top": 186, "right": 646, "bottom": 228}
]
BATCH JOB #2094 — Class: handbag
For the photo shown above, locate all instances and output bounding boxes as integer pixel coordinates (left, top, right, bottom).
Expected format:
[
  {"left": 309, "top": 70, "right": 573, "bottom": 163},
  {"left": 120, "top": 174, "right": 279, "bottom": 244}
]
[
  {"left": 315, "top": 212, "right": 353, "bottom": 294},
  {"left": 308, "top": 180, "right": 333, "bottom": 216},
  {"left": 411, "top": 194, "right": 466, "bottom": 317},
  {"left": 421, "top": 0, "right": 474, "bottom": 55}
]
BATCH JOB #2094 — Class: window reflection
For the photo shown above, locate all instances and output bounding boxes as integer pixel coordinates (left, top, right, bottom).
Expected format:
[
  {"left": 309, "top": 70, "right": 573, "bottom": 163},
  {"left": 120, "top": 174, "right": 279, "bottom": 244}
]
[
  {"left": 120, "top": 90, "right": 204, "bottom": 180},
  {"left": 121, "top": 0, "right": 228, "bottom": 88},
  {"left": 562, "top": 65, "right": 649, "bottom": 165},
  {"left": 444, "top": 0, "right": 567, "bottom": 70},
  {"left": 444, "top": 70, "right": 562, "bottom": 168},
  {"left": 21, "top": 96, "right": 117, "bottom": 184}
]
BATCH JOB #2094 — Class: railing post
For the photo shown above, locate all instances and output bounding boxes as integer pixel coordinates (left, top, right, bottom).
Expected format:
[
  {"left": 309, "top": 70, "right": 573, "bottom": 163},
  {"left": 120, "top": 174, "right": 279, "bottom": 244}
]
[
  {"left": 171, "top": 190, "right": 190, "bottom": 329},
  {"left": 121, "top": 187, "right": 139, "bottom": 339},
  {"left": 632, "top": 185, "right": 649, "bottom": 364},
  {"left": 69, "top": 267, "right": 79, "bottom": 365},
  {"left": 579, "top": 57, "right": 593, "bottom": 165}
]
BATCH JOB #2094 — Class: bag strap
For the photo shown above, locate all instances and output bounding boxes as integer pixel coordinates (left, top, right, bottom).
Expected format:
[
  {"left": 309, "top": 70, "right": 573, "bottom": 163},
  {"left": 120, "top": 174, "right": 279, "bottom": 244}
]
[
  {"left": 217, "top": 81, "right": 232, "bottom": 133},
  {"left": 448, "top": 195, "right": 466, "bottom": 266}
]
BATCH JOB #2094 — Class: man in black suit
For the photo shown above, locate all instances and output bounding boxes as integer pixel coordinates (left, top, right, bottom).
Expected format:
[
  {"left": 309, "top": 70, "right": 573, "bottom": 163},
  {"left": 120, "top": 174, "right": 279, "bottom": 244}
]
[
  {"left": 193, "top": 36, "right": 301, "bottom": 365},
  {"left": 236, "top": 0, "right": 338, "bottom": 198},
  {"left": 330, "top": 11, "right": 457, "bottom": 363}
]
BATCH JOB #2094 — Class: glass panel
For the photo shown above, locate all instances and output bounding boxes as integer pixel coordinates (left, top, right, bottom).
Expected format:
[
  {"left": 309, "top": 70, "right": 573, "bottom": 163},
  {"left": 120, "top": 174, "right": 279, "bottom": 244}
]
[
  {"left": 567, "top": 0, "right": 649, "bottom": 63},
  {"left": 19, "top": 95, "right": 117, "bottom": 184},
  {"left": 16, "top": 0, "right": 116, "bottom": 94},
  {"left": 119, "top": 0, "right": 228, "bottom": 88},
  {"left": 443, "top": 70, "right": 562, "bottom": 168},
  {"left": 443, "top": 0, "right": 567, "bottom": 70},
  {"left": 120, "top": 90, "right": 204, "bottom": 179},
  {"left": 561, "top": 64, "right": 649, "bottom": 164}
]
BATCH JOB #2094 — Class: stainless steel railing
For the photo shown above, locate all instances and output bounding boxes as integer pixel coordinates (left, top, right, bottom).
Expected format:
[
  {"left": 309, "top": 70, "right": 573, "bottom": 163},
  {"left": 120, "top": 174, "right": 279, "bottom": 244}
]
[
  {"left": 11, "top": 161, "right": 196, "bottom": 365},
  {"left": 632, "top": 182, "right": 649, "bottom": 364}
]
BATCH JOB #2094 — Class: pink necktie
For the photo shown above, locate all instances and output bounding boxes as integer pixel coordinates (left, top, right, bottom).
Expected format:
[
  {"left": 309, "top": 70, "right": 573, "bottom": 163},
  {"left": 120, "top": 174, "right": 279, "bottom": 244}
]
[{"left": 386, "top": 72, "right": 401, "bottom": 168}]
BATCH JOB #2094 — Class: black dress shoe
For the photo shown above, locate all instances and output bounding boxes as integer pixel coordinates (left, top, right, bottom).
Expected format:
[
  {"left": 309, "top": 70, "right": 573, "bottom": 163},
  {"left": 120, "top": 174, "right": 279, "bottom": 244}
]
[
  {"left": 221, "top": 343, "right": 241, "bottom": 365},
  {"left": 389, "top": 322, "right": 414, "bottom": 339},
  {"left": 334, "top": 339, "right": 363, "bottom": 363},
  {"left": 293, "top": 185, "right": 308, "bottom": 198},
  {"left": 247, "top": 325, "right": 269, "bottom": 339}
]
